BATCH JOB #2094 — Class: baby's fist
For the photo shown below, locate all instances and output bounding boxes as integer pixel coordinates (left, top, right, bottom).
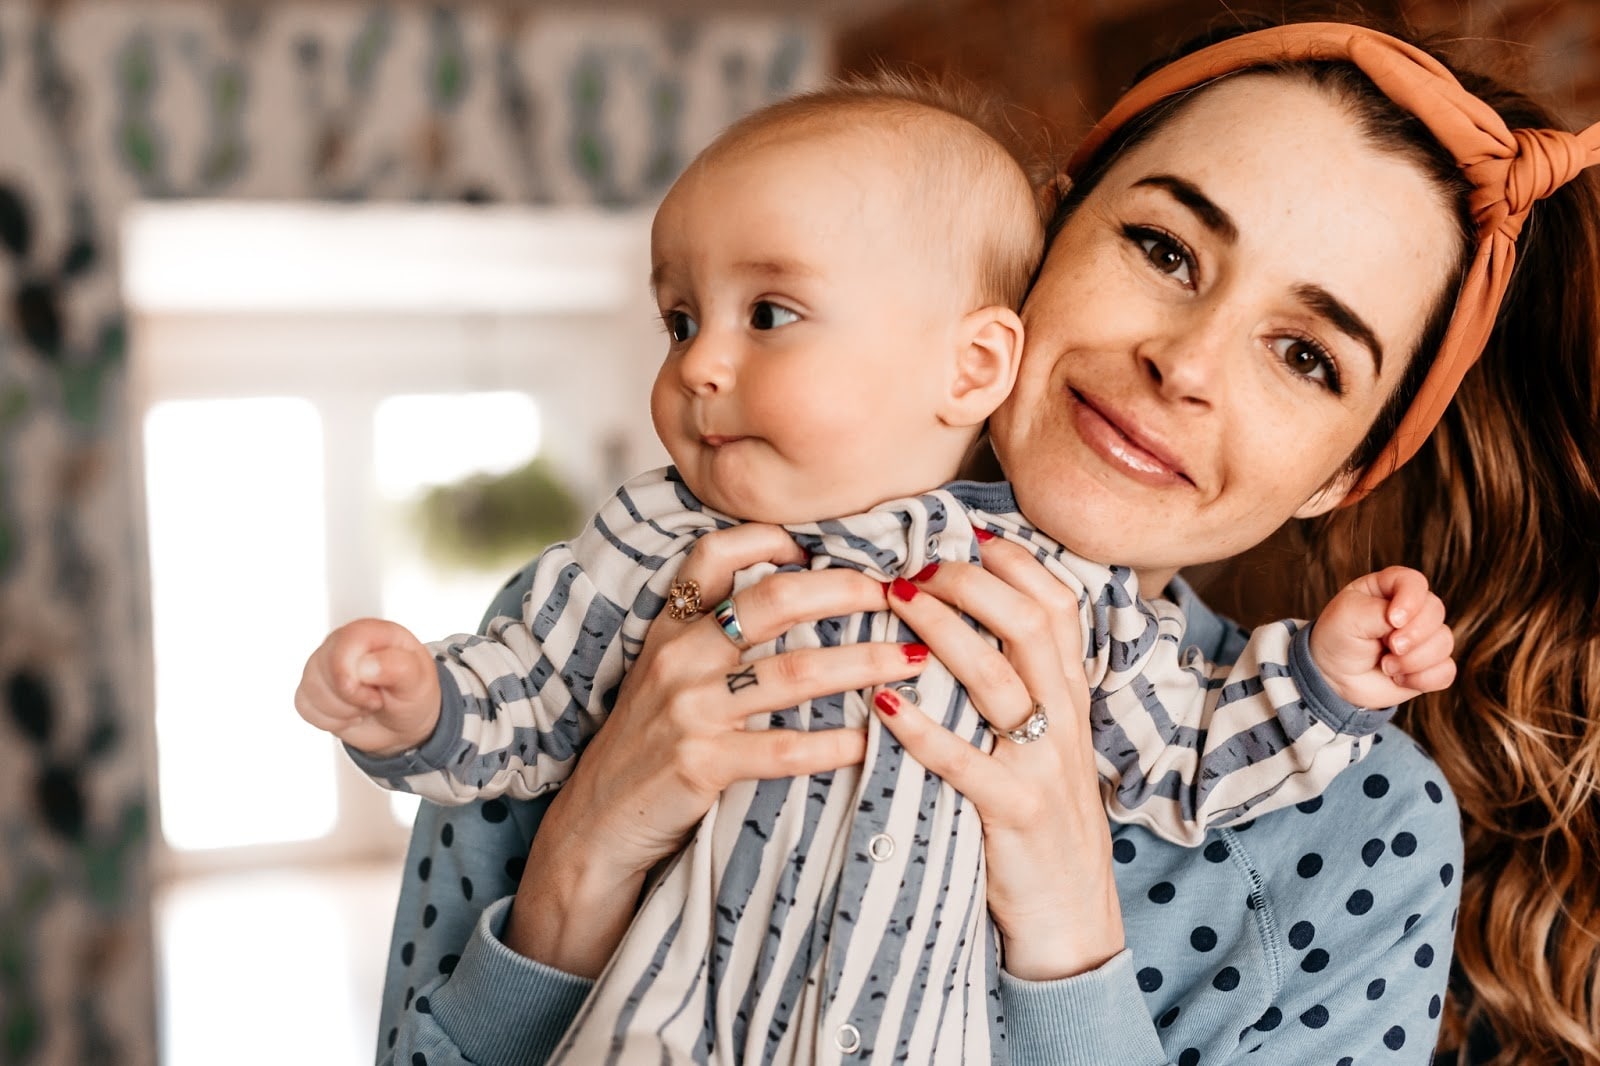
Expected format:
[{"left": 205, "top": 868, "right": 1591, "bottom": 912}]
[
  {"left": 294, "top": 618, "right": 441, "bottom": 756},
  {"left": 1311, "top": 566, "right": 1456, "bottom": 708}
]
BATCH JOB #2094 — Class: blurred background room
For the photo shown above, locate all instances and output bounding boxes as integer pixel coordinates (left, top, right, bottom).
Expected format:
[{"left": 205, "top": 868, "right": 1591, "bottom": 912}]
[{"left": 0, "top": 0, "right": 1594, "bottom": 1063}]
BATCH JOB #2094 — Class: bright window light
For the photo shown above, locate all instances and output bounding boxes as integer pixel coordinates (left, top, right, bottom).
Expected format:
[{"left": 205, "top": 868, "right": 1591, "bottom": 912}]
[
  {"left": 145, "top": 397, "right": 337, "bottom": 850},
  {"left": 373, "top": 391, "right": 542, "bottom": 496},
  {"left": 373, "top": 391, "right": 544, "bottom": 826},
  {"left": 374, "top": 390, "right": 543, "bottom": 634}
]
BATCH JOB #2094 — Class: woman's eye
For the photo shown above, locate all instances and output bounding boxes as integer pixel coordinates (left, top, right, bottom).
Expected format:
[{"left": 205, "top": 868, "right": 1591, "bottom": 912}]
[
  {"left": 1126, "top": 226, "right": 1194, "bottom": 286},
  {"left": 750, "top": 301, "right": 800, "bottom": 330},
  {"left": 1272, "top": 336, "right": 1342, "bottom": 393},
  {"left": 662, "top": 311, "right": 698, "bottom": 343}
]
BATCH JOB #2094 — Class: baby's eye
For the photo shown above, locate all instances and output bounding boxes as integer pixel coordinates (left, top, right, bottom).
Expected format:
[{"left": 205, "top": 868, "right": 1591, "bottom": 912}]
[
  {"left": 662, "top": 310, "right": 698, "bottom": 343},
  {"left": 1125, "top": 225, "right": 1195, "bottom": 287},
  {"left": 750, "top": 301, "right": 800, "bottom": 330},
  {"left": 1271, "top": 335, "right": 1343, "bottom": 394}
]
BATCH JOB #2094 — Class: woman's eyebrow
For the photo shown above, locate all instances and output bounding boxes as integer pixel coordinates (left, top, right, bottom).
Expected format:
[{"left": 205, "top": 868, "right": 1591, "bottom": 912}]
[
  {"left": 1294, "top": 283, "right": 1384, "bottom": 374},
  {"left": 1132, "top": 173, "right": 1384, "bottom": 375},
  {"left": 1133, "top": 174, "right": 1238, "bottom": 242}
]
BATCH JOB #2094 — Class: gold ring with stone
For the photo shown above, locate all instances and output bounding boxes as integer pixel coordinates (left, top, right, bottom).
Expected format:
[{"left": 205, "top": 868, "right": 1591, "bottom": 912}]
[
  {"left": 667, "top": 579, "right": 703, "bottom": 621},
  {"left": 1003, "top": 703, "right": 1050, "bottom": 745}
]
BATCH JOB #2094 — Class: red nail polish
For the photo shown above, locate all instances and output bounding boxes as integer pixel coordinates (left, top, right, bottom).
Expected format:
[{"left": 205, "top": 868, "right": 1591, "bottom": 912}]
[
  {"left": 874, "top": 690, "right": 900, "bottom": 716},
  {"left": 975, "top": 529, "right": 996, "bottom": 543},
  {"left": 902, "top": 643, "right": 929, "bottom": 664},
  {"left": 880, "top": 580, "right": 892, "bottom": 596},
  {"left": 890, "top": 577, "right": 918, "bottom": 602},
  {"left": 910, "top": 563, "right": 940, "bottom": 582}
]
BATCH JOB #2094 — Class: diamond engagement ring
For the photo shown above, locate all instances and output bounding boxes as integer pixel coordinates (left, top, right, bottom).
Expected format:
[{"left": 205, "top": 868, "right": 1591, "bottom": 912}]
[
  {"left": 1003, "top": 703, "right": 1050, "bottom": 744},
  {"left": 712, "top": 597, "right": 749, "bottom": 649},
  {"left": 667, "top": 579, "right": 703, "bottom": 621}
]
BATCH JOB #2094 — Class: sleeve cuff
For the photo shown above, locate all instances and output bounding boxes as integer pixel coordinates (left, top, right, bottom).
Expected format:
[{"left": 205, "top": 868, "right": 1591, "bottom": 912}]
[
  {"left": 1001, "top": 949, "right": 1169, "bottom": 1065},
  {"left": 424, "top": 896, "right": 594, "bottom": 1066},
  {"left": 344, "top": 662, "right": 468, "bottom": 779},
  {"left": 1290, "top": 622, "right": 1395, "bottom": 736}
]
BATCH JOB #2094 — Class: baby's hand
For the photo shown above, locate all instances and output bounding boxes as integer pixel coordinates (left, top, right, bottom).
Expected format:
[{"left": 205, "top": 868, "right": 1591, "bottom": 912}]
[
  {"left": 294, "top": 618, "right": 442, "bottom": 757},
  {"left": 1309, "top": 565, "right": 1456, "bottom": 708}
]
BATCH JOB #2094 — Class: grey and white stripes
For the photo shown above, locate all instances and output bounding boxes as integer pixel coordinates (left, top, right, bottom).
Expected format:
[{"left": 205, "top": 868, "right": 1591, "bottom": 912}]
[{"left": 349, "top": 468, "right": 1390, "bottom": 1062}]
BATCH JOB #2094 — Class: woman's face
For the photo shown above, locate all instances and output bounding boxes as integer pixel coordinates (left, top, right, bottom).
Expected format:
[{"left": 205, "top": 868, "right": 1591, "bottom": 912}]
[{"left": 990, "top": 74, "right": 1462, "bottom": 593}]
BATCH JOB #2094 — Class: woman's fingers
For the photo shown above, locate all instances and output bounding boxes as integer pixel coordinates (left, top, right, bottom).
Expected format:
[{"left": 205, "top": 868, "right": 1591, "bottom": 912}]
[
  {"left": 886, "top": 573, "right": 1037, "bottom": 731},
  {"left": 963, "top": 538, "right": 1088, "bottom": 674},
  {"left": 671, "top": 523, "right": 809, "bottom": 607},
  {"left": 870, "top": 687, "right": 1020, "bottom": 813},
  {"left": 677, "top": 640, "right": 929, "bottom": 727},
  {"left": 719, "top": 724, "right": 870, "bottom": 783},
  {"left": 889, "top": 544, "right": 1091, "bottom": 734},
  {"left": 724, "top": 567, "right": 888, "bottom": 645}
]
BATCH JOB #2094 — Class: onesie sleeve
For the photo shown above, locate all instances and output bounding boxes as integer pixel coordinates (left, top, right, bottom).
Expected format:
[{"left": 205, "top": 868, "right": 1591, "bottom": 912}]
[
  {"left": 1081, "top": 563, "right": 1395, "bottom": 845},
  {"left": 348, "top": 468, "right": 717, "bottom": 803}
]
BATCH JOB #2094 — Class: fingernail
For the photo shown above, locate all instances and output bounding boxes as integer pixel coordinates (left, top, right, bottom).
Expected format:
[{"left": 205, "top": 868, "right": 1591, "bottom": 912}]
[
  {"left": 880, "top": 580, "right": 891, "bottom": 596},
  {"left": 902, "top": 643, "right": 929, "bottom": 664},
  {"left": 1390, "top": 609, "right": 1409, "bottom": 626},
  {"left": 1391, "top": 635, "right": 1410, "bottom": 654},
  {"left": 1382, "top": 657, "right": 1399, "bottom": 675},
  {"left": 874, "top": 690, "right": 900, "bottom": 716},
  {"left": 975, "top": 529, "right": 996, "bottom": 543},
  {"left": 910, "top": 563, "right": 940, "bottom": 582},
  {"left": 890, "top": 577, "right": 918, "bottom": 602},
  {"left": 357, "top": 656, "right": 380, "bottom": 681}
]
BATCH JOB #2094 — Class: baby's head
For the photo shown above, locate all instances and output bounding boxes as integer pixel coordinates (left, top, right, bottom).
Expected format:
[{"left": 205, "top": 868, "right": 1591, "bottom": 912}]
[{"left": 649, "top": 74, "right": 1044, "bottom": 524}]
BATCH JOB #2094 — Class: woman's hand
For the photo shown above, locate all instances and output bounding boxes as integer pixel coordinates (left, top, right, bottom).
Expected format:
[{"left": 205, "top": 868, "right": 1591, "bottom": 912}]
[
  {"left": 506, "top": 524, "right": 927, "bottom": 977},
  {"left": 874, "top": 537, "right": 1126, "bottom": 981}
]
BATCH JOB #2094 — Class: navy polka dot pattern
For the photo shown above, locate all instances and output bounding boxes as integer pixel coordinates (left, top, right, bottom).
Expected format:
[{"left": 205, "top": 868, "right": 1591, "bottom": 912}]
[
  {"left": 375, "top": 724, "right": 1466, "bottom": 1064},
  {"left": 1062, "top": 727, "right": 1464, "bottom": 1066},
  {"left": 373, "top": 601, "right": 1465, "bottom": 1065}
]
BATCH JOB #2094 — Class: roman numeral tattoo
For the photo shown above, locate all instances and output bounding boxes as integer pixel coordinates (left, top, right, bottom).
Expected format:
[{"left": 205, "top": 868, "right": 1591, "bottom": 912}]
[{"left": 725, "top": 665, "right": 758, "bottom": 694}]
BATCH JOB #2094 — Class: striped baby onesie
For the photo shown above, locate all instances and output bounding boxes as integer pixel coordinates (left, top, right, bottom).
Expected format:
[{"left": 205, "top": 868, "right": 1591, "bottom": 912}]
[{"left": 348, "top": 467, "right": 1392, "bottom": 1064}]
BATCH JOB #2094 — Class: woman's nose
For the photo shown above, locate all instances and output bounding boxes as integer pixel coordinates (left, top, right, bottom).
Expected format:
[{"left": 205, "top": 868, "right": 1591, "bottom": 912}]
[{"left": 1138, "top": 314, "right": 1231, "bottom": 405}]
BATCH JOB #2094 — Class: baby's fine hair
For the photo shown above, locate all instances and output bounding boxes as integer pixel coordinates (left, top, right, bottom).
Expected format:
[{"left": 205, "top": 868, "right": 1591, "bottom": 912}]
[{"left": 703, "top": 71, "right": 1046, "bottom": 311}]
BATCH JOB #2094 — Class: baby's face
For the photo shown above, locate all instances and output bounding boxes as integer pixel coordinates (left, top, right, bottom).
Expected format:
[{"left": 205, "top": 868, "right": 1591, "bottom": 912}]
[{"left": 648, "top": 124, "right": 979, "bottom": 524}]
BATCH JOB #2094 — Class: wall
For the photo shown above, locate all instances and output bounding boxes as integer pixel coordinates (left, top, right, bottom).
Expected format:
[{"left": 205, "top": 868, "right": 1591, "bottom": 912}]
[
  {"left": 0, "top": 4, "right": 821, "bottom": 1063},
  {"left": 838, "top": 0, "right": 1600, "bottom": 165}
]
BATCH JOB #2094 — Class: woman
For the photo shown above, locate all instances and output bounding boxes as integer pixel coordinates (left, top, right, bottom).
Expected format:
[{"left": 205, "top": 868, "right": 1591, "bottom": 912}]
[{"left": 374, "top": 19, "right": 1599, "bottom": 1066}]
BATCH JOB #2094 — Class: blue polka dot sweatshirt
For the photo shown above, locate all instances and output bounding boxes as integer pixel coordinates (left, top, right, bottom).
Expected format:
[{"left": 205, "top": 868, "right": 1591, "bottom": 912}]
[{"left": 376, "top": 579, "right": 1463, "bottom": 1065}]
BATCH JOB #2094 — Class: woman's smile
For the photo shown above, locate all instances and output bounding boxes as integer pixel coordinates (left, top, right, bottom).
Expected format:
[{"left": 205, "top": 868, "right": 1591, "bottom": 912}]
[{"left": 1066, "top": 387, "right": 1194, "bottom": 488}]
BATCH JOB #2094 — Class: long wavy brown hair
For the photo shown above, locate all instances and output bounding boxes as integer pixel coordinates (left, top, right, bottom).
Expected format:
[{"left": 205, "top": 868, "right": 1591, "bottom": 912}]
[
  {"left": 1057, "top": 16, "right": 1600, "bottom": 1064},
  {"left": 1302, "top": 72, "right": 1600, "bottom": 1062},
  {"left": 1167, "top": 25, "right": 1600, "bottom": 1066}
]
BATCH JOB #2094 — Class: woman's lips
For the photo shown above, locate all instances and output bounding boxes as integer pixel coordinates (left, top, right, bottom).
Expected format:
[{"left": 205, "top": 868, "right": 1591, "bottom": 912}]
[{"left": 1068, "top": 390, "right": 1193, "bottom": 487}]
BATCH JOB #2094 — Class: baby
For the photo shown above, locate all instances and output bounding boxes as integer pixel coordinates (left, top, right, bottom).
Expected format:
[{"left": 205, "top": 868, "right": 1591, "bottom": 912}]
[{"left": 297, "top": 77, "right": 1452, "bottom": 1063}]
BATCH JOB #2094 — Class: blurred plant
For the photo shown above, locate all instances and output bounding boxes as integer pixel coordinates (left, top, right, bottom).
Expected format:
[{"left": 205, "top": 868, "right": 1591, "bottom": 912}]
[{"left": 412, "top": 456, "right": 582, "bottom": 571}]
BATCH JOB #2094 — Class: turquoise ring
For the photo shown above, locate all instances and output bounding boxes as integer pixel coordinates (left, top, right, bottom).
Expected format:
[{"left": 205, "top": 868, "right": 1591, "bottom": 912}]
[{"left": 712, "top": 597, "right": 748, "bottom": 650}]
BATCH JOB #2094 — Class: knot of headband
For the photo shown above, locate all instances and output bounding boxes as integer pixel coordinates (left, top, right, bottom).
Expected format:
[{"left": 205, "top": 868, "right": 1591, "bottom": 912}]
[
  {"left": 1493, "top": 128, "right": 1593, "bottom": 238},
  {"left": 1066, "top": 23, "right": 1600, "bottom": 503}
]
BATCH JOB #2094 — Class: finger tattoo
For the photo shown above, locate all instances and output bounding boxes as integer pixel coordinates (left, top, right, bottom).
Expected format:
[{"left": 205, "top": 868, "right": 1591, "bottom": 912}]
[{"left": 725, "top": 665, "right": 758, "bottom": 694}]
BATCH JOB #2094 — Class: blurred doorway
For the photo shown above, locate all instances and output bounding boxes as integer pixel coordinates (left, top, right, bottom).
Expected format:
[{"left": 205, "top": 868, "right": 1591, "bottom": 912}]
[{"left": 123, "top": 201, "right": 660, "bottom": 1064}]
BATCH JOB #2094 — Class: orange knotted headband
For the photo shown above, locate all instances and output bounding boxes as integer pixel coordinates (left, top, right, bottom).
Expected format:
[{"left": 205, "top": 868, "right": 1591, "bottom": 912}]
[{"left": 1065, "top": 22, "right": 1600, "bottom": 503}]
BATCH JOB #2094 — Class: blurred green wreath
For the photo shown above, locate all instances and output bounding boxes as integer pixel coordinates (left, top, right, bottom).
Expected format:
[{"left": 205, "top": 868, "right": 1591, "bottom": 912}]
[{"left": 412, "top": 456, "right": 583, "bottom": 571}]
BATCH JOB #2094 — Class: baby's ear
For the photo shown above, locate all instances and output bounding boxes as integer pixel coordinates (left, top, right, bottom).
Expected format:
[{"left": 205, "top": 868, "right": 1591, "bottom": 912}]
[{"left": 939, "top": 306, "right": 1023, "bottom": 428}]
